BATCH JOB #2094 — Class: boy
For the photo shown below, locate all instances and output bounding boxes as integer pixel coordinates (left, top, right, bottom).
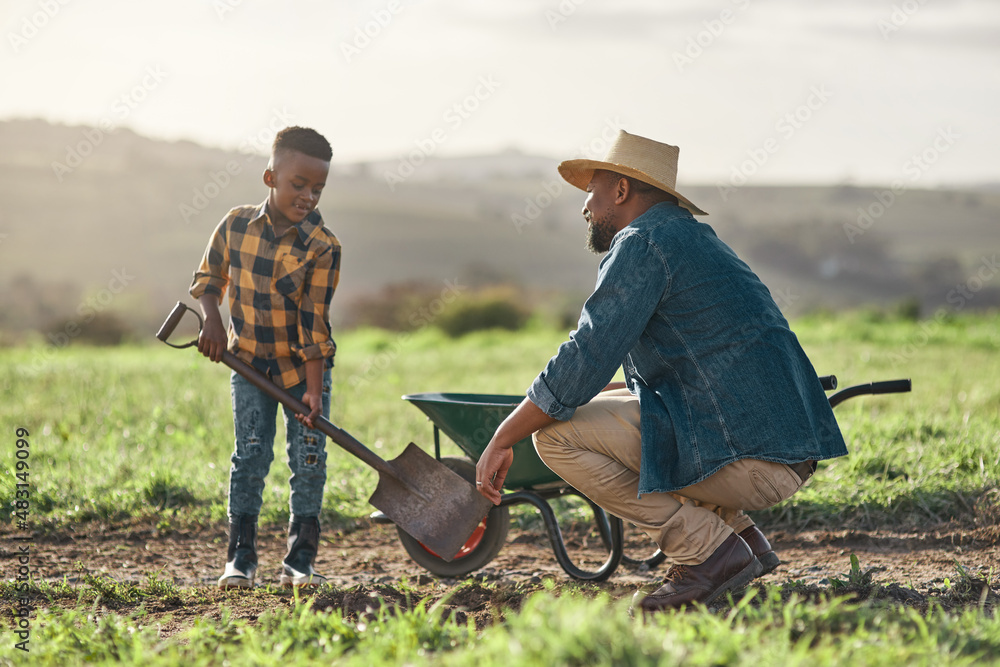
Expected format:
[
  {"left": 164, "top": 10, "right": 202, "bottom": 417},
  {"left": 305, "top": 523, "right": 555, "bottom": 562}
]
[{"left": 189, "top": 126, "right": 341, "bottom": 589}]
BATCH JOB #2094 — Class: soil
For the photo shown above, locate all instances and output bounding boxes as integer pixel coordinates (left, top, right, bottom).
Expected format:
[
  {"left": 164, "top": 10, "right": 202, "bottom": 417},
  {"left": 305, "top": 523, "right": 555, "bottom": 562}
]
[{"left": 4, "top": 520, "right": 999, "bottom": 635}]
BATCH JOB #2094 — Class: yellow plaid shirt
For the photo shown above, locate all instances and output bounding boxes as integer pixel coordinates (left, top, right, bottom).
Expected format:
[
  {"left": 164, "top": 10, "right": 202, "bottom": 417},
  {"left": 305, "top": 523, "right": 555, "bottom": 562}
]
[{"left": 190, "top": 200, "right": 341, "bottom": 388}]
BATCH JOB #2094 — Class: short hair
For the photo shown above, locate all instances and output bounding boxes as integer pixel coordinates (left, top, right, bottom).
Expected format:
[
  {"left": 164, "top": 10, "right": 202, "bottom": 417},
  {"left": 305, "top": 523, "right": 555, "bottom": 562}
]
[
  {"left": 604, "top": 171, "right": 678, "bottom": 205},
  {"left": 272, "top": 126, "right": 332, "bottom": 162}
]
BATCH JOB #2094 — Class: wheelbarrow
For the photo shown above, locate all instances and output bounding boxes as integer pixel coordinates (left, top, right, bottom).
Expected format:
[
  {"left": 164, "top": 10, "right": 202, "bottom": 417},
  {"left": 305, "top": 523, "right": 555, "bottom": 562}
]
[{"left": 374, "top": 375, "right": 911, "bottom": 581}]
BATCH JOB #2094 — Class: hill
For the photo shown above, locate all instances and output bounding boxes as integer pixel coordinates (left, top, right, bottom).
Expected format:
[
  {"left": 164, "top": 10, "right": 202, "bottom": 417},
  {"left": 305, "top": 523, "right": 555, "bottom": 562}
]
[{"left": 1, "top": 119, "right": 997, "bottom": 339}]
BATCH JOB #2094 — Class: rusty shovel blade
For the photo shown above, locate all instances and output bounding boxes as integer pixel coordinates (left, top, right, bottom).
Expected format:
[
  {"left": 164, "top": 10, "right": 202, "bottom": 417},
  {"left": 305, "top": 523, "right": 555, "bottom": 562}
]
[{"left": 371, "top": 443, "right": 493, "bottom": 561}]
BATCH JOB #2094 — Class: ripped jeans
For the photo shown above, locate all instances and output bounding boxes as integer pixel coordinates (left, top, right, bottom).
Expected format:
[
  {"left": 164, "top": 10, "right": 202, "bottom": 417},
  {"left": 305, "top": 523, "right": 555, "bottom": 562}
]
[{"left": 227, "top": 368, "right": 331, "bottom": 518}]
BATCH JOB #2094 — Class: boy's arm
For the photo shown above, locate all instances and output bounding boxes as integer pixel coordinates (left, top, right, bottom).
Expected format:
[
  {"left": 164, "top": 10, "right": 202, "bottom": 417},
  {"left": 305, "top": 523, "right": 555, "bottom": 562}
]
[
  {"left": 294, "top": 358, "right": 325, "bottom": 429},
  {"left": 291, "top": 235, "right": 340, "bottom": 428},
  {"left": 190, "top": 216, "right": 232, "bottom": 362},
  {"left": 294, "top": 239, "right": 340, "bottom": 365},
  {"left": 190, "top": 218, "right": 231, "bottom": 301},
  {"left": 197, "top": 294, "right": 227, "bottom": 362}
]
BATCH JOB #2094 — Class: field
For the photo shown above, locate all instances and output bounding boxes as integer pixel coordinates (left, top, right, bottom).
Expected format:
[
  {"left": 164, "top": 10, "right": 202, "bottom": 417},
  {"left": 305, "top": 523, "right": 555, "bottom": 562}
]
[{"left": 2, "top": 311, "right": 1000, "bottom": 664}]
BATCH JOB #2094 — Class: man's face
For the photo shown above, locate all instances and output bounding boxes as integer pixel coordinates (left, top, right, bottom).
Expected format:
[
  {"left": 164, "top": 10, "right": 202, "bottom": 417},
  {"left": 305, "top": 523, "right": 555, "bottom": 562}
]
[
  {"left": 264, "top": 149, "right": 330, "bottom": 227},
  {"left": 583, "top": 171, "right": 618, "bottom": 254}
]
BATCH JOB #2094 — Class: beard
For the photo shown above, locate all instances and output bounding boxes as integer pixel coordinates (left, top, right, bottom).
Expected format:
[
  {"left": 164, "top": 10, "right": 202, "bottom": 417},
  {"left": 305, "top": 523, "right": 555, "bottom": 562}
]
[{"left": 585, "top": 209, "right": 617, "bottom": 254}]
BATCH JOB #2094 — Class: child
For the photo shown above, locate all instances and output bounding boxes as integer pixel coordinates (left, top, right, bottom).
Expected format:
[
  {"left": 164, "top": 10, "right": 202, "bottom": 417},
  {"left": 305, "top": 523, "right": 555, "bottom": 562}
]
[{"left": 189, "top": 126, "right": 341, "bottom": 589}]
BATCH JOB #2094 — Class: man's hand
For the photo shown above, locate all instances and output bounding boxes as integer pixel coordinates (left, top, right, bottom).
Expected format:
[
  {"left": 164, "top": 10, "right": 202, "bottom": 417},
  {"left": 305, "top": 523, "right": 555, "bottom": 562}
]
[
  {"left": 295, "top": 390, "right": 322, "bottom": 429},
  {"left": 476, "top": 441, "right": 514, "bottom": 505},
  {"left": 197, "top": 296, "right": 227, "bottom": 362},
  {"left": 475, "top": 396, "right": 558, "bottom": 505}
]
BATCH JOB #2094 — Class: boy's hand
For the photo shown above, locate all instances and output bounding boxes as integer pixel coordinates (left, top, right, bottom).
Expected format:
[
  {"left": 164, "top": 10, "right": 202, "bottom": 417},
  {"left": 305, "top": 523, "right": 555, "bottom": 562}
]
[
  {"left": 197, "top": 314, "right": 227, "bottom": 362},
  {"left": 295, "top": 390, "right": 322, "bottom": 429},
  {"left": 197, "top": 295, "right": 227, "bottom": 362}
]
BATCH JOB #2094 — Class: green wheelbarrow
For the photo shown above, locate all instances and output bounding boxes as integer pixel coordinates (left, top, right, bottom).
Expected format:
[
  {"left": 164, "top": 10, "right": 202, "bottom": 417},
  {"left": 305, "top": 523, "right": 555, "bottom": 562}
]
[{"left": 375, "top": 376, "right": 911, "bottom": 581}]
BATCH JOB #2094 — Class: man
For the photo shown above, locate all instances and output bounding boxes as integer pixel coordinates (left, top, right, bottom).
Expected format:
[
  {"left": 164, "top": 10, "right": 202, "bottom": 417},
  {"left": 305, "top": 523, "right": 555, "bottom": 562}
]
[{"left": 475, "top": 130, "right": 846, "bottom": 612}]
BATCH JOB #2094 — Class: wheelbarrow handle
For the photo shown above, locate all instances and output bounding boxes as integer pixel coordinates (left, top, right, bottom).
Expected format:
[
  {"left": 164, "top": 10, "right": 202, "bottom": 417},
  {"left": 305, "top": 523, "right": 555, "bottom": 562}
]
[
  {"left": 828, "top": 378, "right": 911, "bottom": 408},
  {"left": 869, "top": 379, "right": 912, "bottom": 394}
]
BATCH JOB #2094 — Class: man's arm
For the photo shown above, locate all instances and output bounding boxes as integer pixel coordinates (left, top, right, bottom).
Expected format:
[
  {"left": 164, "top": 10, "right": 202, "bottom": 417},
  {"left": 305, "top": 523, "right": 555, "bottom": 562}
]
[
  {"left": 475, "top": 233, "right": 668, "bottom": 503},
  {"left": 475, "top": 396, "right": 556, "bottom": 505}
]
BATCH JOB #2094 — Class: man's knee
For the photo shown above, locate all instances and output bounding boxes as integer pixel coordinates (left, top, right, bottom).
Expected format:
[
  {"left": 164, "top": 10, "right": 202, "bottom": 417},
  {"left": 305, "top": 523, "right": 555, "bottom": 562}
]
[{"left": 531, "top": 422, "right": 565, "bottom": 464}]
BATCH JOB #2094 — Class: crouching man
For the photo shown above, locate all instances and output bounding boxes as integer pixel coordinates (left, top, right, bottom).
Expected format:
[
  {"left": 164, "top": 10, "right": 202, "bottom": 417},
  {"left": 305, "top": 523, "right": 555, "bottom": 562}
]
[{"left": 475, "top": 130, "right": 846, "bottom": 613}]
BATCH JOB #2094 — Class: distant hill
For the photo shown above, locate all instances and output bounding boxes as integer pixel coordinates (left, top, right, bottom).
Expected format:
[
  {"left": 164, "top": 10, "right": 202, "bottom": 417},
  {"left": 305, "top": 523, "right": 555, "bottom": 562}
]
[{"left": 1, "top": 118, "right": 997, "bottom": 339}]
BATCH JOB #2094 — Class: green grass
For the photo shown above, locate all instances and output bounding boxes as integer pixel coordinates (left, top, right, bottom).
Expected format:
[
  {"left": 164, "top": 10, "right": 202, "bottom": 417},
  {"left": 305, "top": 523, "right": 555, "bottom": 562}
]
[
  {"left": 2, "top": 312, "right": 999, "bottom": 665},
  {"left": 2, "top": 585, "right": 999, "bottom": 666},
  {"left": 2, "top": 311, "right": 998, "bottom": 533}
]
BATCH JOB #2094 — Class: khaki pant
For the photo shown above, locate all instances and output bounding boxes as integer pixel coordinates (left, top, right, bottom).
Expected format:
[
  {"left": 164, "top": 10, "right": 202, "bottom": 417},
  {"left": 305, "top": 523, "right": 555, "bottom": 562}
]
[{"left": 532, "top": 389, "right": 806, "bottom": 564}]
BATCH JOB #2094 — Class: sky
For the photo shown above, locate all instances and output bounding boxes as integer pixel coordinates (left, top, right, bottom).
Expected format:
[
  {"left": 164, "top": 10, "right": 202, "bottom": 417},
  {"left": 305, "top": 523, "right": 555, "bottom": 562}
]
[{"left": 2, "top": 0, "right": 998, "bottom": 187}]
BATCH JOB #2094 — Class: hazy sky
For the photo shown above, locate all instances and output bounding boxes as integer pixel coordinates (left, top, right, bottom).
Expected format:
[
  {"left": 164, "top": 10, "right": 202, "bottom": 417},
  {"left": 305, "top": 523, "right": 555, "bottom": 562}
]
[{"left": 2, "top": 0, "right": 997, "bottom": 186}]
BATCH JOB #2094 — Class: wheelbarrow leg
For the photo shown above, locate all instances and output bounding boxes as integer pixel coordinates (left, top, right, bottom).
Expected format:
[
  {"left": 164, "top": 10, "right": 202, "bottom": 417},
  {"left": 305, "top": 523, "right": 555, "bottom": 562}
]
[
  {"left": 500, "top": 490, "right": 624, "bottom": 582},
  {"left": 569, "top": 491, "right": 667, "bottom": 572}
]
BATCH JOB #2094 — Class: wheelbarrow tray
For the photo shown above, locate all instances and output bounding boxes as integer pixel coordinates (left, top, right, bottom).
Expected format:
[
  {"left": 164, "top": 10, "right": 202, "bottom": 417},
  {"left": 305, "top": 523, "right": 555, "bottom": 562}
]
[{"left": 402, "top": 392, "right": 561, "bottom": 490}]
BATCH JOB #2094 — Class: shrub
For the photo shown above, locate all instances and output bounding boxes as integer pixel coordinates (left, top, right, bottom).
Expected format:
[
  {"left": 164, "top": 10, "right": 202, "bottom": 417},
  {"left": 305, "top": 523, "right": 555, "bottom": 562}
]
[
  {"left": 43, "top": 311, "right": 133, "bottom": 346},
  {"left": 343, "top": 282, "right": 449, "bottom": 331},
  {"left": 436, "top": 289, "right": 530, "bottom": 337}
]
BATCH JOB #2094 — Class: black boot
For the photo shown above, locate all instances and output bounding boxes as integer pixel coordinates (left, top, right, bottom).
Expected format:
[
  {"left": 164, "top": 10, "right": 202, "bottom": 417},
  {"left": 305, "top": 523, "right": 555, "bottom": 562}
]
[
  {"left": 218, "top": 514, "right": 258, "bottom": 589},
  {"left": 280, "top": 515, "right": 327, "bottom": 588}
]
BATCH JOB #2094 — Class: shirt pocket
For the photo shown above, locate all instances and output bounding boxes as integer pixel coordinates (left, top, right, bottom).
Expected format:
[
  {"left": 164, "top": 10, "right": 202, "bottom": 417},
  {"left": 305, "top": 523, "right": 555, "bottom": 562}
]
[{"left": 273, "top": 253, "right": 308, "bottom": 298}]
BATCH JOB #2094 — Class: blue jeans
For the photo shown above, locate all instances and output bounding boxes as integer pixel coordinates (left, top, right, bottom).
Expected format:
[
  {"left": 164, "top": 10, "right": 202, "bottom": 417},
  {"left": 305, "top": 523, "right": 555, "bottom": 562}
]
[{"left": 227, "top": 369, "right": 331, "bottom": 518}]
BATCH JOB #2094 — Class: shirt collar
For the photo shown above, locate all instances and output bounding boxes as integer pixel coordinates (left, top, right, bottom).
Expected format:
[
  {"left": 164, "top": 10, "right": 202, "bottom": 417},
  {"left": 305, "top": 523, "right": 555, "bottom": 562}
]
[{"left": 252, "top": 198, "right": 322, "bottom": 244}]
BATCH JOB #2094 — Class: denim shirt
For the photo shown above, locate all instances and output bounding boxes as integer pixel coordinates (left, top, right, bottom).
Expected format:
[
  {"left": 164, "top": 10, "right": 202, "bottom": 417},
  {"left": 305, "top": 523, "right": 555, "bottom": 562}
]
[{"left": 527, "top": 202, "right": 847, "bottom": 495}]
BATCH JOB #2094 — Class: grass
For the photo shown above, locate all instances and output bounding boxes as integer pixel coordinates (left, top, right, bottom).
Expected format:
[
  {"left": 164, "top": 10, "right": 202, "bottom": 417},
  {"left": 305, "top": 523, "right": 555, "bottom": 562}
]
[
  {"left": 1, "top": 311, "right": 999, "bottom": 665},
  {"left": 2, "top": 583, "right": 999, "bottom": 666},
  {"left": 2, "top": 311, "right": 998, "bottom": 533}
]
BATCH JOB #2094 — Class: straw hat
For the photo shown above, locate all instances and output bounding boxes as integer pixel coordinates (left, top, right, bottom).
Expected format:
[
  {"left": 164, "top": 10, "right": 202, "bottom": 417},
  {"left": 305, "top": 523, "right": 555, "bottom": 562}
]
[{"left": 558, "top": 130, "right": 707, "bottom": 216}]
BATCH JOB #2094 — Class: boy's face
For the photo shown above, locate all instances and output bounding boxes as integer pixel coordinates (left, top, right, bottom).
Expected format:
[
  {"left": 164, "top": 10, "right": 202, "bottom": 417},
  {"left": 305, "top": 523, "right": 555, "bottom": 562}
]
[{"left": 263, "top": 149, "right": 330, "bottom": 227}]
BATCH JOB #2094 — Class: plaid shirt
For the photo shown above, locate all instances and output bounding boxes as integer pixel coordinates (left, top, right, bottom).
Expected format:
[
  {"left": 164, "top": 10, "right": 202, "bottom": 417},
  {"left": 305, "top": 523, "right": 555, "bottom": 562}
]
[{"left": 190, "top": 200, "right": 341, "bottom": 388}]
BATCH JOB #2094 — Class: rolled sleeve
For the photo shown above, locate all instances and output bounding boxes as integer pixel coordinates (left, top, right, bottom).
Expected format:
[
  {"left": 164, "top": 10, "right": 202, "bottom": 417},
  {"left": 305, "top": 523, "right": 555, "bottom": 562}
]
[
  {"left": 527, "top": 230, "right": 670, "bottom": 420},
  {"left": 189, "top": 219, "right": 230, "bottom": 301},
  {"left": 294, "top": 240, "right": 340, "bottom": 364},
  {"left": 527, "top": 374, "right": 577, "bottom": 421}
]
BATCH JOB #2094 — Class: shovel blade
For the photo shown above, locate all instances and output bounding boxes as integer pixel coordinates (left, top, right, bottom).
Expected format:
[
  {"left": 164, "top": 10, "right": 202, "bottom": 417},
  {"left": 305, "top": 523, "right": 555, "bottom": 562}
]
[{"left": 370, "top": 443, "right": 493, "bottom": 561}]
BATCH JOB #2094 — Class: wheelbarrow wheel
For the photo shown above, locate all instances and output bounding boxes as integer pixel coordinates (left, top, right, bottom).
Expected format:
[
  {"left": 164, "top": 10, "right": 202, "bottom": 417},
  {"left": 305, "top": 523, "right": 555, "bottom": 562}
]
[{"left": 395, "top": 456, "right": 509, "bottom": 578}]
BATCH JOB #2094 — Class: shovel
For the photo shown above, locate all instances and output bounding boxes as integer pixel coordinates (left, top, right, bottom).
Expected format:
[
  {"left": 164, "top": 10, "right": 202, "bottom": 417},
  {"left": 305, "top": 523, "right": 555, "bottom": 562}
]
[{"left": 156, "top": 301, "right": 492, "bottom": 561}]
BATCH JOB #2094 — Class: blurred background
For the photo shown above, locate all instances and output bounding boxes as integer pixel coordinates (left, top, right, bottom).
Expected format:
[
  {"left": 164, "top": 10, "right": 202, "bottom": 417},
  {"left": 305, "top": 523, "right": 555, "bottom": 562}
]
[{"left": 1, "top": 0, "right": 997, "bottom": 344}]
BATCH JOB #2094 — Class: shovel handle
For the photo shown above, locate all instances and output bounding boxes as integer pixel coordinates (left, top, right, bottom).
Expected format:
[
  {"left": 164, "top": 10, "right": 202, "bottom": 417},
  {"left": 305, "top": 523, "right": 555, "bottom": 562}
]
[
  {"left": 155, "top": 301, "right": 203, "bottom": 349},
  {"left": 155, "top": 301, "right": 403, "bottom": 482},
  {"left": 220, "top": 351, "right": 395, "bottom": 477}
]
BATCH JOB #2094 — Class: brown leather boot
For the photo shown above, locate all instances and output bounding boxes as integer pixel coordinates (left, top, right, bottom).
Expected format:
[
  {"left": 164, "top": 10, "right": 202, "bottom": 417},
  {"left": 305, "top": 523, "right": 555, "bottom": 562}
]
[
  {"left": 636, "top": 533, "right": 761, "bottom": 613},
  {"left": 739, "top": 526, "right": 780, "bottom": 575}
]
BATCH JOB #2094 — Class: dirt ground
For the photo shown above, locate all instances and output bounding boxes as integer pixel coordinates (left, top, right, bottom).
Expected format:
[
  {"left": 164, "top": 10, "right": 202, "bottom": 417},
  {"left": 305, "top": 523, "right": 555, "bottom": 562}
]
[{"left": 4, "top": 517, "right": 999, "bottom": 634}]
